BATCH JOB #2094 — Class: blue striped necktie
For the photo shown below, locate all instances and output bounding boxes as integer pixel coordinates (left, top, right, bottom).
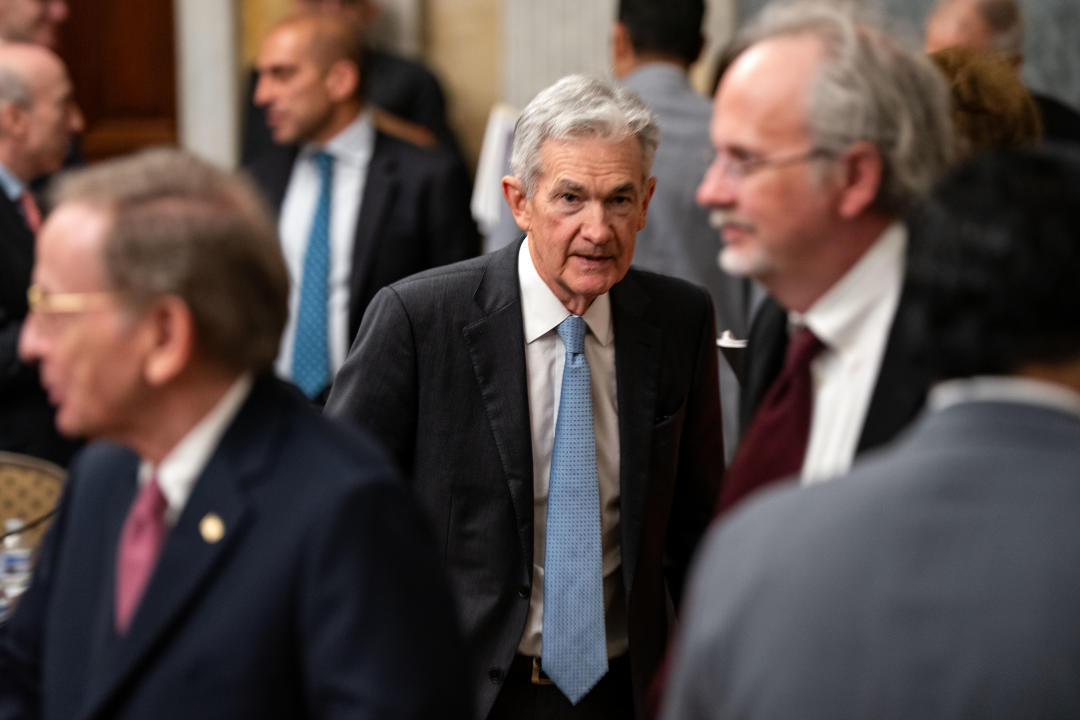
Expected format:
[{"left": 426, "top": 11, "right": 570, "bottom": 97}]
[
  {"left": 542, "top": 314, "right": 608, "bottom": 704},
  {"left": 291, "top": 150, "right": 334, "bottom": 397}
]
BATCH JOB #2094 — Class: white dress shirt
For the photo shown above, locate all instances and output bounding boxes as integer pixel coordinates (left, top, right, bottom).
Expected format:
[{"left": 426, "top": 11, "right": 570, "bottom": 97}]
[
  {"left": 275, "top": 110, "right": 375, "bottom": 379},
  {"left": 515, "top": 238, "right": 628, "bottom": 659},
  {"left": 796, "top": 222, "right": 906, "bottom": 484},
  {"left": 136, "top": 375, "right": 253, "bottom": 525}
]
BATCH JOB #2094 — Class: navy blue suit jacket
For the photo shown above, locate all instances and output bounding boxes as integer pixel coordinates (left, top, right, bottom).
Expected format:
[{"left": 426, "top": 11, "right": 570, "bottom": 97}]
[{"left": 0, "top": 376, "right": 469, "bottom": 720}]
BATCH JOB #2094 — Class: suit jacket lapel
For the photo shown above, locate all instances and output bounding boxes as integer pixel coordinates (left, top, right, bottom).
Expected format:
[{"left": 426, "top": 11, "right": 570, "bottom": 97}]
[
  {"left": 349, "top": 132, "right": 397, "bottom": 339},
  {"left": 738, "top": 298, "right": 787, "bottom": 432},
  {"left": 461, "top": 244, "right": 534, "bottom": 571},
  {"left": 858, "top": 292, "right": 927, "bottom": 453},
  {"left": 610, "top": 271, "right": 661, "bottom": 598},
  {"left": 79, "top": 379, "right": 285, "bottom": 720}
]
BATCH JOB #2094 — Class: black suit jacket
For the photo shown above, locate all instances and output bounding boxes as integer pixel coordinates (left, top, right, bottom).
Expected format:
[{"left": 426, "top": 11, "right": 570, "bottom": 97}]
[
  {"left": 1032, "top": 91, "right": 1080, "bottom": 145},
  {"left": 740, "top": 294, "right": 928, "bottom": 457},
  {"left": 0, "top": 191, "right": 78, "bottom": 465},
  {"left": 246, "top": 131, "right": 479, "bottom": 346},
  {"left": 325, "top": 242, "right": 725, "bottom": 719},
  {"left": 0, "top": 376, "right": 469, "bottom": 720}
]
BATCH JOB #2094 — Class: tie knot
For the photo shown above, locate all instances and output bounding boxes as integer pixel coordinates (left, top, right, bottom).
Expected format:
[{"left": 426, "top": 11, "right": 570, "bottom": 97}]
[
  {"left": 135, "top": 476, "right": 168, "bottom": 518},
  {"left": 312, "top": 150, "right": 334, "bottom": 178},
  {"left": 785, "top": 325, "right": 824, "bottom": 372},
  {"left": 557, "top": 315, "right": 586, "bottom": 354}
]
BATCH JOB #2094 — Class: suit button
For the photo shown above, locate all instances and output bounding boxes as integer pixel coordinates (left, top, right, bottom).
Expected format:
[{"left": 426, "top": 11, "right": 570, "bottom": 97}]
[
  {"left": 489, "top": 667, "right": 504, "bottom": 684},
  {"left": 517, "top": 585, "right": 529, "bottom": 599}
]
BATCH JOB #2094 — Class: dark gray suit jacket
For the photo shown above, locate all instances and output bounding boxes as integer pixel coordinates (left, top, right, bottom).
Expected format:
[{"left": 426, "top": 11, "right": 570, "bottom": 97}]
[
  {"left": 664, "top": 398, "right": 1080, "bottom": 719},
  {"left": 325, "top": 241, "right": 725, "bottom": 719}
]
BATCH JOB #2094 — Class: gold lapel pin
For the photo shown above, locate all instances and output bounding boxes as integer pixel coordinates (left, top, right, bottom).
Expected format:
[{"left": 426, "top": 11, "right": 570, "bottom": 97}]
[{"left": 199, "top": 513, "right": 225, "bottom": 544}]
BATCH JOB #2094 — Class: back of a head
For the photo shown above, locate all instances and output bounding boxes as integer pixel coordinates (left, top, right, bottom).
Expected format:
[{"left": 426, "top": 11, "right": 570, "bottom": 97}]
[
  {"left": 509, "top": 74, "right": 659, "bottom": 198},
  {"left": 618, "top": 0, "right": 705, "bottom": 66},
  {"left": 903, "top": 147, "right": 1080, "bottom": 379},
  {"left": 734, "top": 0, "right": 957, "bottom": 215},
  {"left": 50, "top": 148, "right": 289, "bottom": 374},
  {"left": 930, "top": 45, "right": 1041, "bottom": 157}
]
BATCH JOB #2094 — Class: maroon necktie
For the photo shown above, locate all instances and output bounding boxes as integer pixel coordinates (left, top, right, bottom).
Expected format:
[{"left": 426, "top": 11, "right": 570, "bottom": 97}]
[
  {"left": 115, "top": 476, "right": 168, "bottom": 633},
  {"left": 716, "top": 325, "right": 825, "bottom": 517},
  {"left": 18, "top": 191, "right": 41, "bottom": 234}
]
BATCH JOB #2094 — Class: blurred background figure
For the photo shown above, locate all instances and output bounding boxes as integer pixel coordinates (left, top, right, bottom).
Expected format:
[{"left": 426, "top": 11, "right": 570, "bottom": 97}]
[
  {"left": 247, "top": 10, "right": 477, "bottom": 402},
  {"left": 613, "top": 0, "right": 752, "bottom": 462},
  {"left": 930, "top": 44, "right": 1042, "bottom": 157},
  {"left": 663, "top": 145, "right": 1080, "bottom": 720},
  {"left": 2, "top": 147, "right": 469, "bottom": 719},
  {"left": 0, "top": 0, "right": 67, "bottom": 48},
  {"left": 700, "top": 0, "right": 955, "bottom": 516},
  {"left": 0, "top": 42, "right": 83, "bottom": 467},
  {"left": 242, "top": 0, "right": 464, "bottom": 164},
  {"left": 924, "top": 0, "right": 1080, "bottom": 144}
]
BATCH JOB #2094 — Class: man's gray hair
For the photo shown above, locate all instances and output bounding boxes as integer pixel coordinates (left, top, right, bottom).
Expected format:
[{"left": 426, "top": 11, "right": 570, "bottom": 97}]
[
  {"left": 50, "top": 148, "right": 289, "bottom": 374},
  {"left": 509, "top": 74, "right": 659, "bottom": 198},
  {"left": 0, "top": 64, "right": 32, "bottom": 110},
  {"left": 734, "top": 0, "right": 957, "bottom": 215}
]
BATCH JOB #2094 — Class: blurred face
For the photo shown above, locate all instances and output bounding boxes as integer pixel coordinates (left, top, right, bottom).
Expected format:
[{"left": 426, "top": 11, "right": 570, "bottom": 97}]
[
  {"left": 19, "top": 203, "right": 153, "bottom": 441},
  {"left": 22, "top": 52, "right": 82, "bottom": 177},
  {"left": 925, "top": 0, "right": 995, "bottom": 54},
  {"left": 254, "top": 24, "right": 337, "bottom": 145},
  {"left": 697, "top": 35, "right": 840, "bottom": 289},
  {"left": 0, "top": 0, "right": 68, "bottom": 48},
  {"left": 509, "top": 136, "right": 654, "bottom": 315}
]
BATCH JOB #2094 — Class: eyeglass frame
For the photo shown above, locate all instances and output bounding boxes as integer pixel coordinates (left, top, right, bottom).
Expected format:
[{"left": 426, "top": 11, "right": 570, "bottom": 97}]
[
  {"left": 26, "top": 284, "right": 118, "bottom": 315},
  {"left": 705, "top": 146, "right": 837, "bottom": 182}
]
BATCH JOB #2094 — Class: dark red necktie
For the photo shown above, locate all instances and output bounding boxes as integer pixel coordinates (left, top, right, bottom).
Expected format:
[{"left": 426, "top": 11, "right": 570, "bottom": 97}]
[
  {"left": 115, "top": 476, "right": 168, "bottom": 633},
  {"left": 716, "top": 325, "right": 825, "bottom": 517}
]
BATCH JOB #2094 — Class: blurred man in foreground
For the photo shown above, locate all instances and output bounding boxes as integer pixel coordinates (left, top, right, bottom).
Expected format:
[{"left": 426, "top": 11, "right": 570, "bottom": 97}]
[
  {"left": 700, "top": 0, "right": 955, "bottom": 514},
  {"left": 664, "top": 146, "right": 1080, "bottom": 719},
  {"left": 0, "top": 148, "right": 468, "bottom": 719}
]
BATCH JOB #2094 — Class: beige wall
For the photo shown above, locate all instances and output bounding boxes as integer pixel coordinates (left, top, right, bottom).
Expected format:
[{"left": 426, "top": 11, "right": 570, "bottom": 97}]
[
  {"left": 426, "top": 0, "right": 500, "bottom": 174},
  {"left": 235, "top": 0, "right": 734, "bottom": 171}
]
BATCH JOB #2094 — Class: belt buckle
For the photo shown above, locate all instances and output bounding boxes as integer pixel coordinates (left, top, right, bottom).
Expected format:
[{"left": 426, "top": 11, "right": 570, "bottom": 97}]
[{"left": 531, "top": 656, "right": 554, "bottom": 686}]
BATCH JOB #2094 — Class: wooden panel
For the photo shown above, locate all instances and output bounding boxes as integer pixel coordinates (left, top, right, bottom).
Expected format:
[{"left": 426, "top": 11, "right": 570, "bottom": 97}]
[{"left": 56, "top": 0, "right": 178, "bottom": 160}]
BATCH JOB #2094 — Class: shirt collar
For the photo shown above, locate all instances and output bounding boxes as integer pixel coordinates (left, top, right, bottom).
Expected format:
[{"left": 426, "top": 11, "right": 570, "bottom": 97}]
[
  {"left": 517, "top": 236, "right": 613, "bottom": 346},
  {"left": 930, "top": 376, "right": 1080, "bottom": 418},
  {"left": 792, "top": 221, "right": 906, "bottom": 350},
  {"left": 0, "top": 161, "right": 25, "bottom": 202},
  {"left": 300, "top": 108, "right": 375, "bottom": 170},
  {"left": 138, "top": 374, "right": 254, "bottom": 521}
]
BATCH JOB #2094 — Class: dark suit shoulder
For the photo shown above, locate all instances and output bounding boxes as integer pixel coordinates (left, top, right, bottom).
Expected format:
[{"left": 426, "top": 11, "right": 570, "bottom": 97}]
[{"left": 621, "top": 265, "right": 714, "bottom": 306}]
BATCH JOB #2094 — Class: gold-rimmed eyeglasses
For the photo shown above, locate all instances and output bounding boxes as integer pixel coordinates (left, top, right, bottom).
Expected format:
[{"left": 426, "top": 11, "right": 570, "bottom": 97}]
[
  {"left": 706, "top": 147, "right": 836, "bottom": 182},
  {"left": 26, "top": 284, "right": 117, "bottom": 315}
]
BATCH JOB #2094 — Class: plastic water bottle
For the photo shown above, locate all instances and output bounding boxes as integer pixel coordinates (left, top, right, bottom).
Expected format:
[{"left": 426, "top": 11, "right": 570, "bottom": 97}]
[{"left": 2, "top": 518, "right": 32, "bottom": 614}]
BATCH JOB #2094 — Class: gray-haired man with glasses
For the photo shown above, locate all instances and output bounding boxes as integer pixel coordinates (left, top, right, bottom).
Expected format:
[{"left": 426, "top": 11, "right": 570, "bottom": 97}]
[{"left": 698, "top": 0, "right": 957, "bottom": 514}]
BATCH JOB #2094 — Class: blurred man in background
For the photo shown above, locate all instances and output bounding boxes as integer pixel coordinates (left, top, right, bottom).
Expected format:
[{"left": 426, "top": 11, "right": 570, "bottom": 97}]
[{"left": 0, "top": 42, "right": 83, "bottom": 465}]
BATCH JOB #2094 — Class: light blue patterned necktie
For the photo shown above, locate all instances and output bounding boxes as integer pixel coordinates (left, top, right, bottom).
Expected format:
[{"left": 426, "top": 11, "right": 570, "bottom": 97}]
[
  {"left": 542, "top": 314, "right": 608, "bottom": 704},
  {"left": 291, "top": 150, "right": 334, "bottom": 398}
]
